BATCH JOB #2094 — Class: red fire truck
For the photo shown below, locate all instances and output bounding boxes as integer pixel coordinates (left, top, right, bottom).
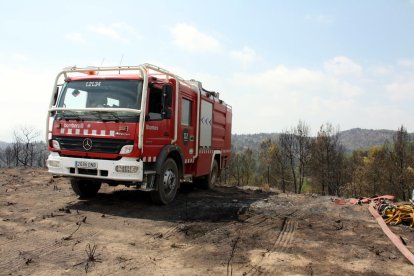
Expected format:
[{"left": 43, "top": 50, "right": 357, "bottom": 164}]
[{"left": 46, "top": 64, "right": 232, "bottom": 204}]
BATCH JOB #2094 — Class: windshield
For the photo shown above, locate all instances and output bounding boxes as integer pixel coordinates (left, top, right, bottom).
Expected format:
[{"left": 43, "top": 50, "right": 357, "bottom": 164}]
[{"left": 56, "top": 79, "right": 142, "bottom": 122}]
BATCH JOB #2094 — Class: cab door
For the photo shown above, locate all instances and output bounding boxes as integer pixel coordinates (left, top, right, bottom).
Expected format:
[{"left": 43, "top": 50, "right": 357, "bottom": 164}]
[{"left": 143, "top": 83, "right": 174, "bottom": 160}]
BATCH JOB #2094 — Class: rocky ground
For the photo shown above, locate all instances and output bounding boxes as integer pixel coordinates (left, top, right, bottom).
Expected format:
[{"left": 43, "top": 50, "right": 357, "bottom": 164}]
[{"left": 0, "top": 168, "right": 413, "bottom": 275}]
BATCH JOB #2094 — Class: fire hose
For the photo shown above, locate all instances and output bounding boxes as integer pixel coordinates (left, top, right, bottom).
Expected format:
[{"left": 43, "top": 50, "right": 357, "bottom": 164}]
[{"left": 335, "top": 196, "right": 414, "bottom": 265}]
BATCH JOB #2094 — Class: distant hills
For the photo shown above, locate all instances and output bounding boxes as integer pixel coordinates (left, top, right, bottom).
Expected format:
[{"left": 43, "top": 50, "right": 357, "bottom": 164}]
[
  {"left": 338, "top": 128, "right": 396, "bottom": 152},
  {"left": 0, "top": 141, "right": 9, "bottom": 150},
  {"left": 232, "top": 128, "right": 403, "bottom": 153}
]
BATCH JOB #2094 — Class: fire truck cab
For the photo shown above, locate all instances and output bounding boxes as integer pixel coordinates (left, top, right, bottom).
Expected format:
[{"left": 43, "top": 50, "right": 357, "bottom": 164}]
[{"left": 46, "top": 64, "right": 232, "bottom": 204}]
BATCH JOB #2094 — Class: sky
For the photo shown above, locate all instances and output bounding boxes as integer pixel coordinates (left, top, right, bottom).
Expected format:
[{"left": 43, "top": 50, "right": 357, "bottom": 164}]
[{"left": 1, "top": 0, "right": 414, "bottom": 142}]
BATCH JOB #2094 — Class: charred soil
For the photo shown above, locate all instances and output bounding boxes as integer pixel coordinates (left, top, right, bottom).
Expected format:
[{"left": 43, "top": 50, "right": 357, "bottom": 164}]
[{"left": 0, "top": 168, "right": 413, "bottom": 275}]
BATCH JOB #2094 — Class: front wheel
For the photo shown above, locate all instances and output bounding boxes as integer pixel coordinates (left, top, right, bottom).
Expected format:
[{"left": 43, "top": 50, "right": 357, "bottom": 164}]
[
  {"left": 151, "top": 158, "right": 179, "bottom": 205},
  {"left": 71, "top": 179, "right": 101, "bottom": 198}
]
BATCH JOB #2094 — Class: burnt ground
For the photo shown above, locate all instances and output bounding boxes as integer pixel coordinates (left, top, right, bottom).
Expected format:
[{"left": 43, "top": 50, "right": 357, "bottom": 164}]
[{"left": 0, "top": 167, "right": 413, "bottom": 275}]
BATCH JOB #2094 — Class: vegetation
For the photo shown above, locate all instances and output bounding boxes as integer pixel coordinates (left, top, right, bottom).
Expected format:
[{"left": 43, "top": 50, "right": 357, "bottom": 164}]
[
  {"left": 0, "top": 126, "right": 48, "bottom": 168},
  {"left": 226, "top": 123, "right": 414, "bottom": 201}
]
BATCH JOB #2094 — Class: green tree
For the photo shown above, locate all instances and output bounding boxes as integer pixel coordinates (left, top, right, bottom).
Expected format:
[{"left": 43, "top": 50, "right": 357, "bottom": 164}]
[
  {"left": 240, "top": 148, "right": 255, "bottom": 185},
  {"left": 228, "top": 150, "right": 242, "bottom": 186},
  {"left": 259, "top": 139, "right": 291, "bottom": 192},
  {"left": 363, "top": 146, "right": 388, "bottom": 195}
]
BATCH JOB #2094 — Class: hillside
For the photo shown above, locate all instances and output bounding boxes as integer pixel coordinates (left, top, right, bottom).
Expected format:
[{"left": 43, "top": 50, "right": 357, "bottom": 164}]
[
  {"left": 232, "top": 133, "right": 280, "bottom": 152},
  {"left": 338, "top": 128, "right": 395, "bottom": 152},
  {"left": 0, "top": 141, "right": 9, "bottom": 150},
  {"left": 232, "top": 128, "right": 402, "bottom": 153}
]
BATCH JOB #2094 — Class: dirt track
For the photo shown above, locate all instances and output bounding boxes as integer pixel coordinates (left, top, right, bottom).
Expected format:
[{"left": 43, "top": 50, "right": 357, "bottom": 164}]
[{"left": 0, "top": 168, "right": 413, "bottom": 275}]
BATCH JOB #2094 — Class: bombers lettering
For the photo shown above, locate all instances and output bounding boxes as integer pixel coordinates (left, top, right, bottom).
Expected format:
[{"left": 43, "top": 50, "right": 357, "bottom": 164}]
[
  {"left": 63, "top": 123, "right": 84, "bottom": 129},
  {"left": 145, "top": 125, "right": 159, "bottom": 131}
]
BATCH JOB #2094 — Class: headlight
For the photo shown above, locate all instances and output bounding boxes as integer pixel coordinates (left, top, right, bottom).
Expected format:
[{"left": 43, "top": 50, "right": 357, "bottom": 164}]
[
  {"left": 52, "top": 140, "right": 60, "bottom": 150},
  {"left": 47, "top": 160, "right": 60, "bottom": 168},
  {"left": 119, "top": 145, "right": 133, "bottom": 154},
  {"left": 115, "top": 165, "right": 138, "bottom": 173}
]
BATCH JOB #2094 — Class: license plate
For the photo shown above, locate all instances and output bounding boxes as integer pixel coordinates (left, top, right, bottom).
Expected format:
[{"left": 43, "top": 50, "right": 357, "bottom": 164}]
[{"left": 75, "top": 161, "right": 97, "bottom": 169}]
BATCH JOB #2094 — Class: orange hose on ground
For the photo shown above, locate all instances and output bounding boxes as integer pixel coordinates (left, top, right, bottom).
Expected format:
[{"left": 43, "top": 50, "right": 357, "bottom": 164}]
[{"left": 368, "top": 204, "right": 414, "bottom": 265}]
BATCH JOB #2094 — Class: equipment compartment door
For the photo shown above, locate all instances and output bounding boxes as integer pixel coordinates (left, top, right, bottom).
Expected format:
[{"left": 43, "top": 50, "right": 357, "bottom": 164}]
[{"left": 200, "top": 100, "right": 213, "bottom": 148}]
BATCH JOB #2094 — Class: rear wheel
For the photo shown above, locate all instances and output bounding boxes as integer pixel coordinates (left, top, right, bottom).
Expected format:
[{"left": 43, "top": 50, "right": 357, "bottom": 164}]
[
  {"left": 196, "top": 160, "right": 218, "bottom": 190},
  {"left": 70, "top": 179, "right": 101, "bottom": 198},
  {"left": 151, "top": 158, "right": 179, "bottom": 205}
]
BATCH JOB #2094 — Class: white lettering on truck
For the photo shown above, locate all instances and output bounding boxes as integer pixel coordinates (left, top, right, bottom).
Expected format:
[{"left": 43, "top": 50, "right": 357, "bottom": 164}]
[
  {"left": 145, "top": 125, "right": 159, "bottom": 131},
  {"left": 85, "top": 81, "right": 101, "bottom": 87},
  {"left": 63, "top": 123, "right": 84, "bottom": 128}
]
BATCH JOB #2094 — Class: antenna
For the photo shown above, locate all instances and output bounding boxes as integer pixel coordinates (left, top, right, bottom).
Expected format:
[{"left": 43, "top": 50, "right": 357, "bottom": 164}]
[
  {"left": 98, "top": 58, "right": 105, "bottom": 75},
  {"left": 118, "top": 54, "right": 124, "bottom": 74}
]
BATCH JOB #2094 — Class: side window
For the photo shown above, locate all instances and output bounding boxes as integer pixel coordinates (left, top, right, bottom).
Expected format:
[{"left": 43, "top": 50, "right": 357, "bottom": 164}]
[
  {"left": 148, "top": 87, "right": 163, "bottom": 120},
  {"left": 181, "top": 98, "right": 192, "bottom": 126}
]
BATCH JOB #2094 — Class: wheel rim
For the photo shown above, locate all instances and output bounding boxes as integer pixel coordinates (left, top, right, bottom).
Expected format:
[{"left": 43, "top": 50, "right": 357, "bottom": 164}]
[{"left": 162, "top": 169, "right": 176, "bottom": 195}]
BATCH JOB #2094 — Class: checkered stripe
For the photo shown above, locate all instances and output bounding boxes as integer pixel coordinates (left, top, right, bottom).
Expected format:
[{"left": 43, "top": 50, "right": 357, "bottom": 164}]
[{"left": 59, "top": 128, "right": 116, "bottom": 136}]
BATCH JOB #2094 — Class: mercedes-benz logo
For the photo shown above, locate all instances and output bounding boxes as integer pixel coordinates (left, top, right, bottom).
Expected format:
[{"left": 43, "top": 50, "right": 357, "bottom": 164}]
[{"left": 82, "top": 138, "right": 93, "bottom": 151}]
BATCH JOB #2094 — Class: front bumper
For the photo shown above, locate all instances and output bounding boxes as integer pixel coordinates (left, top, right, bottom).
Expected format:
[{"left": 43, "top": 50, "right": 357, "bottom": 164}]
[{"left": 46, "top": 152, "right": 143, "bottom": 182}]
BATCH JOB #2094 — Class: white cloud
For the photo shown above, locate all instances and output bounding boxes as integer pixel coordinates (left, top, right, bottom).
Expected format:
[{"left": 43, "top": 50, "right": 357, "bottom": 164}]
[
  {"left": 89, "top": 25, "right": 122, "bottom": 40},
  {"left": 324, "top": 56, "right": 363, "bottom": 76},
  {"left": 397, "top": 58, "right": 414, "bottom": 67},
  {"left": 171, "top": 23, "right": 221, "bottom": 53},
  {"left": 386, "top": 78, "right": 414, "bottom": 101},
  {"left": 65, "top": 32, "right": 85, "bottom": 44},
  {"left": 64, "top": 32, "right": 85, "bottom": 44},
  {"left": 0, "top": 65, "right": 53, "bottom": 142},
  {"left": 230, "top": 46, "right": 259, "bottom": 66},
  {"left": 235, "top": 65, "right": 363, "bottom": 97},
  {"left": 13, "top": 53, "right": 28, "bottom": 62},
  {"left": 368, "top": 65, "right": 393, "bottom": 75},
  {"left": 88, "top": 22, "right": 137, "bottom": 43},
  {"left": 228, "top": 65, "right": 364, "bottom": 134}
]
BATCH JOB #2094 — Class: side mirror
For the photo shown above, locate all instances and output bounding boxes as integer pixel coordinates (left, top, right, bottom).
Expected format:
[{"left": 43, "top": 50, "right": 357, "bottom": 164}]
[{"left": 71, "top": 89, "right": 80, "bottom": 97}]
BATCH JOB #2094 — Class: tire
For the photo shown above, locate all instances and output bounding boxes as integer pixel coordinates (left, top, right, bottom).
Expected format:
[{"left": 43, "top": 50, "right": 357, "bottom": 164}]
[
  {"left": 71, "top": 179, "right": 101, "bottom": 198},
  {"left": 196, "top": 160, "right": 218, "bottom": 190},
  {"left": 151, "top": 158, "right": 179, "bottom": 205}
]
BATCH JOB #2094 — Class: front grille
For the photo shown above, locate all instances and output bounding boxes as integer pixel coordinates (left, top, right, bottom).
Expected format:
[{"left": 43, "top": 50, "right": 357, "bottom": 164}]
[
  {"left": 54, "top": 136, "right": 133, "bottom": 154},
  {"left": 78, "top": 168, "right": 98, "bottom": 176},
  {"left": 68, "top": 168, "right": 109, "bottom": 177}
]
